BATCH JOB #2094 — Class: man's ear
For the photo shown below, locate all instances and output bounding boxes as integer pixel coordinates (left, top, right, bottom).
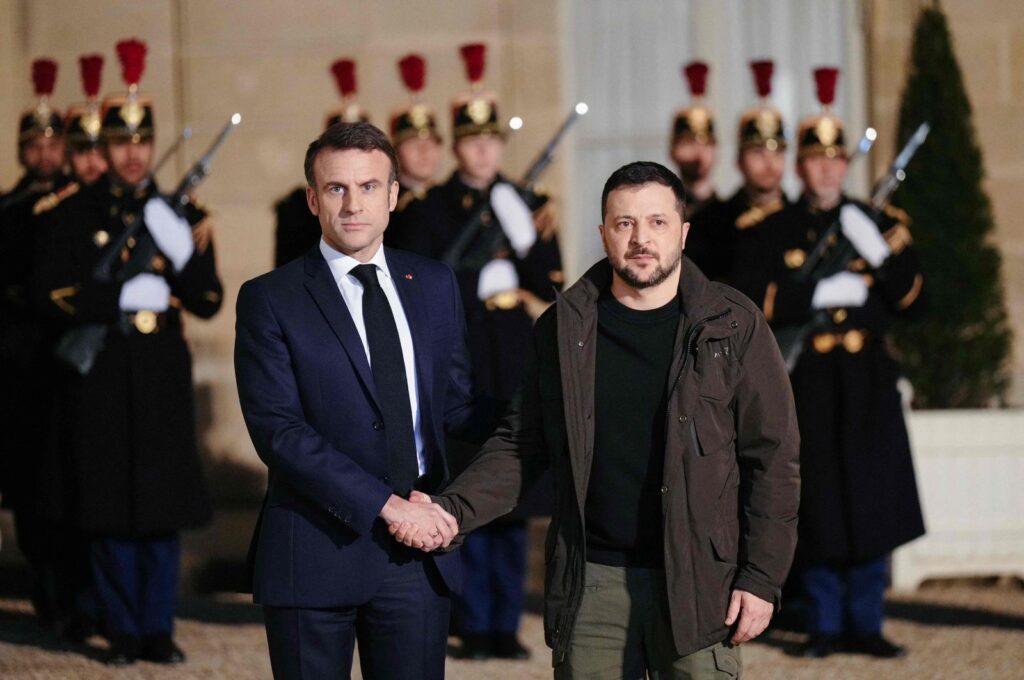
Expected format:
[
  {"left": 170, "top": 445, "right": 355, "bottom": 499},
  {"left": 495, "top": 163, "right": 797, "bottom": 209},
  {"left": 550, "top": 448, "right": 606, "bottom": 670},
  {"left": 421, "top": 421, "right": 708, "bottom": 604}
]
[
  {"left": 388, "top": 180, "right": 400, "bottom": 212},
  {"left": 306, "top": 185, "right": 319, "bottom": 217},
  {"left": 681, "top": 221, "right": 691, "bottom": 250}
]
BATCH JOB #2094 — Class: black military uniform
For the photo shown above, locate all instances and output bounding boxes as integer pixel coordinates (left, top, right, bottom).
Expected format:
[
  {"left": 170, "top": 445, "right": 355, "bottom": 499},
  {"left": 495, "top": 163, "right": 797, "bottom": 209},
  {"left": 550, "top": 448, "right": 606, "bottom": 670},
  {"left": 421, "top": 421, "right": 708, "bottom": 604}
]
[
  {"left": 388, "top": 43, "right": 561, "bottom": 660},
  {"left": 32, "top": 39, "right": 222, "bottom": 666},
  {"left": 273, "top": 58, "right": 369, "bottom": 267},
  {"left": 0, "top": 58, "right": 77, "bottom": 631},
  {"left": 387, "top": 53, "right": 443, "bottom": 217},
  {"left": 732, "top": 68, "right": 924, "bottom": 658},
  {"left": 672, "top": 61, "right": 719, "bottom": 219},
  {"left": 687, "top": 60, "right": 789, "bottom": 284}
]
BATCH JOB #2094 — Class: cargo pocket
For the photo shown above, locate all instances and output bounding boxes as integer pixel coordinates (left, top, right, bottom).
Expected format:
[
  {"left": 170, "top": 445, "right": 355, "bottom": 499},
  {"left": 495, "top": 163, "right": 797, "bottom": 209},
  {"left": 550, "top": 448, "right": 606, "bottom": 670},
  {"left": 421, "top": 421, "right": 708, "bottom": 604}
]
[{"left": 711, "top": 642, "right": 742, "bottom": 678}]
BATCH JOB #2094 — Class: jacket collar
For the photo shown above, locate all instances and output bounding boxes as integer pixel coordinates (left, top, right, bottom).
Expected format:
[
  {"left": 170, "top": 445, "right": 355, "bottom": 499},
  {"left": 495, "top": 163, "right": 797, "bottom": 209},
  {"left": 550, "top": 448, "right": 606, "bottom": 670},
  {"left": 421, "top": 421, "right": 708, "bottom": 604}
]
[{"left": 558, "top": 255, "right": 732, "bottom": 327}]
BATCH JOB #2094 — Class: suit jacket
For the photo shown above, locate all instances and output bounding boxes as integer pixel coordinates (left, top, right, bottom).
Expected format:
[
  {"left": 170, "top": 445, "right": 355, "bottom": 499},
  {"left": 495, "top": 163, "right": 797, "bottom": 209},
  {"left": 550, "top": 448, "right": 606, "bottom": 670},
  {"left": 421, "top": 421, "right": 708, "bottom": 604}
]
[{"left": 235, "top": 245, "right": 493, "bottom": 607}]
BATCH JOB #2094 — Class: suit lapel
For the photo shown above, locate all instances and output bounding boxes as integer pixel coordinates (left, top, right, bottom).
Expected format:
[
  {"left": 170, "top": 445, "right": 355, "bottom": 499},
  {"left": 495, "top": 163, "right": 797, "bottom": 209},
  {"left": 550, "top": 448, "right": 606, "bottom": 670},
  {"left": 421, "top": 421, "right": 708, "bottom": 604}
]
[{"left": 302, "top": 249, "right": 382, "bottom": 412}]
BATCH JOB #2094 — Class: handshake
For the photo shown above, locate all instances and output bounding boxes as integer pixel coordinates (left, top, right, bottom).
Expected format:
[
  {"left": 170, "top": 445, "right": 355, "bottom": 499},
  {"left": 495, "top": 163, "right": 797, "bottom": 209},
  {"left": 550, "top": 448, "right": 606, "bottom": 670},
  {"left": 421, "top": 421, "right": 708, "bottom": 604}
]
[{"left": 379, "top": 491, "right": 459, "bottom": 552}]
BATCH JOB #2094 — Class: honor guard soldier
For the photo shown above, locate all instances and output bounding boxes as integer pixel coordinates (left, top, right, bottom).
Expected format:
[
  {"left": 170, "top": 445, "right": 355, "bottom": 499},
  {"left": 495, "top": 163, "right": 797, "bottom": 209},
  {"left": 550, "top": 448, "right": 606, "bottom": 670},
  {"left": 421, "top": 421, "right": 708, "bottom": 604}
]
[
  {"left": 32, "top": 38, "right": 223, "bottom": 666},
  {"left": 670, "top": 61, "right": 719, "bottom": 218},
  {"left": 273, "top": 58, "right": 369, "bottom": 267},
  {"left": 687, "top": 60, "right": 789, "bottom": 283},
  {"left": 0, "top": 57, "right": 74, "bottom": 632},
  {"left": 64, "top": 54, "right": 110, "bottom": 186},
  {"left": 732, "top": 67, "right": 925, "bottom": 660},
  {"left": 388, "top": 42, "right": 562, "bottom": 661},
  {"left": 389, "top": 54, "right": 443, "bottom": 213}
]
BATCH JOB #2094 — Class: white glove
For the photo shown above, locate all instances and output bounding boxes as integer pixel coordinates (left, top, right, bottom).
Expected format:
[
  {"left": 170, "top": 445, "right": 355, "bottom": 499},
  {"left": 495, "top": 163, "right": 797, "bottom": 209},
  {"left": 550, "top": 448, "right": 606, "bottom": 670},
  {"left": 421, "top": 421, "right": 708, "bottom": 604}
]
[
  {"left": 144, "top": 197, "right": 195, "bottom": 272},
  {"left": 812, "top": 271, "right": 869, "bottom": 309},
  {"left": 477, "top": 258, "right": 520, "bottom": 301},
  {"left": 119, "top": 273, "right": 171, "bottom": 312},
  {"left": 490, "top": 182, "right": 537, "bottom": 258},
  {"left": 840, "top": 204, "right": 890, "bottom": 268}
]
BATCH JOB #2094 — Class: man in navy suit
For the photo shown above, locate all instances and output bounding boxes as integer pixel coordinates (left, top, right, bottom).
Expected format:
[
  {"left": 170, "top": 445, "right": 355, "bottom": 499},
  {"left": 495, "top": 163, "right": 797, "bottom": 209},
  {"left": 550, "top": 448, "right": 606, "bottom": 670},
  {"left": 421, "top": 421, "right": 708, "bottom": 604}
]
[{"left": 235, "top": 122, "right": 493, "bottom": 679}]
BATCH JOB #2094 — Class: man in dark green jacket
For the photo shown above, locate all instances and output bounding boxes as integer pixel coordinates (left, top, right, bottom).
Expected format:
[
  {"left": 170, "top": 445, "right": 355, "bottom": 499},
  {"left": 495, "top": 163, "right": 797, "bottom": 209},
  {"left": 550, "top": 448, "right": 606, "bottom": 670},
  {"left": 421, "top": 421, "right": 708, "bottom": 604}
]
[{"left": 391, "top": 161, "right": 801, "bottom": 678}]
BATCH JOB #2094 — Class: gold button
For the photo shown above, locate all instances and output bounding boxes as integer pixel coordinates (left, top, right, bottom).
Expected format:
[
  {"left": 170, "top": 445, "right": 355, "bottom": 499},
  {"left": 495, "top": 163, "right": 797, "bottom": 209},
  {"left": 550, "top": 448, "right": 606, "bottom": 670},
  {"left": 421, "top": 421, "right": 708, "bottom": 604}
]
[
  {"left": 133, "top": 310, "right": 158, "bottom": 334},
  {"left": 124, "top": 213, "right": 136, "bottom": 226},
  {"left": 832, "top": 308, "right": 848, "bottom": 324},
  {"left": 812, "top": 334, "right": 837, "bottom": 354},
  {"left": 784, "top": 249, "right": 806, "bottom": 269},
  {"left": 127, "top": 236, "right": 137, "bottom": 248},
  {"left": 842, "top": 329, "right": 865, "bottom": 354},
  {"left": 93, "top": 230, "right": 110, "bottom": 247}
]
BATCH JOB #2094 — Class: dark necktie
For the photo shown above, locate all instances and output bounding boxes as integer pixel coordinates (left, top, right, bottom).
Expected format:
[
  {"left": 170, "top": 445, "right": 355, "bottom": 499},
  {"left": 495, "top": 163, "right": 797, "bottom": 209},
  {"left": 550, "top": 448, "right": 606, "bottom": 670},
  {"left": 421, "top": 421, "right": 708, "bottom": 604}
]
[{"left": 349, "top": 264, "right": 419, "bottom": 496}]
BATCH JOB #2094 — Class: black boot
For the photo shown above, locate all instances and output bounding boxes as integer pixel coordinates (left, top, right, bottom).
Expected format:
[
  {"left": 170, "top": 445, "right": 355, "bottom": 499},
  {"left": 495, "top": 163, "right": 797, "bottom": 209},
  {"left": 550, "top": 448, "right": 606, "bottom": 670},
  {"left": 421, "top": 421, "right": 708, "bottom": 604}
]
[
  {"left": 799, "top": 633, "right": 840, "bottom": 658},
  {"left": 492, "top": 633, "right": 530, "bottom": 660},
  {"left": 140, "top": 634, "right": 186, "bottom": 664},
  {"left": 846, "top": 633, "right": 907, "bottom": 658},
  {"left": 104, "top": 635, "right": 139, "bottom": 666},
  {"left": 458, "top": 633, "right": 493, "bottom": 660}
]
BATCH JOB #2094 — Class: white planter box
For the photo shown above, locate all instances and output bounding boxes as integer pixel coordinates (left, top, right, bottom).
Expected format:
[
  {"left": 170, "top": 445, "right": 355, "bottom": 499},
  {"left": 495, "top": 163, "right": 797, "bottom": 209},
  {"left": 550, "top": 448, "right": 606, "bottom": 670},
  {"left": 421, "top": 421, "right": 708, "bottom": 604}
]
[{"left": 891, "top": 409, "right": 1024, "bottom": 591}]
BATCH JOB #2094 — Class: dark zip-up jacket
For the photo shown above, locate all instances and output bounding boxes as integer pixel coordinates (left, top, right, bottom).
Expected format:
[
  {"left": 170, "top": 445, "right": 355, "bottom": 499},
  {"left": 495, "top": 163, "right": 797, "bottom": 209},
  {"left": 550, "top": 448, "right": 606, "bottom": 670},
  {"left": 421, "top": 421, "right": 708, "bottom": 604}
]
[{"left": 438, "top": 257, "right": 800, "bottom": 662}]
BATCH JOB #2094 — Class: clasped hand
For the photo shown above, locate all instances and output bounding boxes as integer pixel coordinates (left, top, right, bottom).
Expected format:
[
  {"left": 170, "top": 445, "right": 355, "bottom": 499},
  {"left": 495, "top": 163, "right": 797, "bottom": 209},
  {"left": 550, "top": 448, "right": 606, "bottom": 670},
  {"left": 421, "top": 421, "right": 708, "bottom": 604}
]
[{"left": 380, "top": 491, "right": 458, "bottom": 552}]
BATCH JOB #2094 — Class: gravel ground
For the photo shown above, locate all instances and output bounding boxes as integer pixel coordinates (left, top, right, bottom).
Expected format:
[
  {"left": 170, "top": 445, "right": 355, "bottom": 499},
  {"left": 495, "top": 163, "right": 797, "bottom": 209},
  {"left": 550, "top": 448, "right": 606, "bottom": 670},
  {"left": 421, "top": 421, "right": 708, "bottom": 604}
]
[{"left": 1, "top": 582, "right": 1022, "bottom": 679}]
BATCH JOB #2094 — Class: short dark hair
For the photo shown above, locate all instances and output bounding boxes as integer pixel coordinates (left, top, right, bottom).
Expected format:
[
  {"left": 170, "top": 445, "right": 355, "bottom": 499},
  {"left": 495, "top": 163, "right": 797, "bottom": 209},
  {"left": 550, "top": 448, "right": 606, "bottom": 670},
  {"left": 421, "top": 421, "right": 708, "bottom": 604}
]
[
  {"left": 600, "top": 161, "right": 687, "bottom": 220},
  {"left": 304, "top": 121, "right": 399, "bottom": 187}
]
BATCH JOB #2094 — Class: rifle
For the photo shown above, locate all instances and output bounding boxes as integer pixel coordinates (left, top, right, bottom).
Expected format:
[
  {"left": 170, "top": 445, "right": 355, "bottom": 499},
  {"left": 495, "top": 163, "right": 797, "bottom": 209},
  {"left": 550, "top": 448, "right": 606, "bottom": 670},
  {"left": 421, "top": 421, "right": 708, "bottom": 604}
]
[
  {"left": 441, "top": 103, "right": 588, "bottom": 272},
  {"left": 152, "top": 126, "right": 193, "bottom": 177},
  {"left": 773, "top": 122, "right": 931, "bottom": 372},
  {"left": 55, "top": 113, "right": 242, "bottom": 374}
]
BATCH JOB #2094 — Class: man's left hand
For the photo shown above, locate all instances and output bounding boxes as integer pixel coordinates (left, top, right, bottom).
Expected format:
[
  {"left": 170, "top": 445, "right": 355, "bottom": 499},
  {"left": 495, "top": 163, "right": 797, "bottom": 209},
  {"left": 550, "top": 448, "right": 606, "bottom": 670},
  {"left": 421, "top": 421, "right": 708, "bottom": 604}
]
[{"left": 724, "top": 589, "right": 773, "bottom": 644}]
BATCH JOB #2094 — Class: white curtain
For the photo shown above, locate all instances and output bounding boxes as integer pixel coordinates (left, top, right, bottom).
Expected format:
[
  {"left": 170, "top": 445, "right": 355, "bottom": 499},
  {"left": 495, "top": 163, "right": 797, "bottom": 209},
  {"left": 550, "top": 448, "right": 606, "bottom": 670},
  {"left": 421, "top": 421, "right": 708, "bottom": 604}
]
[{"left": 560, "top": 0, "right": 868, "bottom": 279}]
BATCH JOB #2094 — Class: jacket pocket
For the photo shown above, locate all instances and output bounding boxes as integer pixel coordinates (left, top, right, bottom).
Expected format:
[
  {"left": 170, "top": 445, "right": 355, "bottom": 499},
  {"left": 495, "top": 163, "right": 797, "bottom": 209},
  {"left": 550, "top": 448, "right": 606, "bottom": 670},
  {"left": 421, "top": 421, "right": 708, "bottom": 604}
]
[
  {"left": 691, "top": 397, "right": 735, "bottom": 457},
  {"left": 697, "top": 338, "right": 734, "bottom": 402},
  {"left": 710, "top": 521, "right": 740, "bottom": 566}
]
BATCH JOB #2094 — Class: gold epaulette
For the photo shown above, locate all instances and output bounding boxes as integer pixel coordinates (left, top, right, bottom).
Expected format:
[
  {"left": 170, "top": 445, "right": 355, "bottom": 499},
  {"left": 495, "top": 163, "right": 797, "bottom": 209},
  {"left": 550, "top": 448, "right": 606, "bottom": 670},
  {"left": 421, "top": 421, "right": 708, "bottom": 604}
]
[
  {"left": 735, "top": 198, "right": 785, "bottom": 230},
  {"left": 396, "top": 187, "right": 428, "bottom": 213},
  {"left": 33, "top": 182, "right": 80, "bottom": 215},
  {"left": 883, "top": 222, "right": 913, "bottom": 255}
]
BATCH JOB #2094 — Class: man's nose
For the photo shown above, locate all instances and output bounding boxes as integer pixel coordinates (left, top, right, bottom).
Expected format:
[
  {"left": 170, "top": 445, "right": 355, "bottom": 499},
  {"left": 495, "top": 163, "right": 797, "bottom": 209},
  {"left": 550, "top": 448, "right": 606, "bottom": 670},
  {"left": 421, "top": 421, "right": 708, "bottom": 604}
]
[
  {"left": 342, "top": 191, "right": 362, "bottom": 213},
  {"left": 631, "top": 223, "right": 651, "bottom": 245}
]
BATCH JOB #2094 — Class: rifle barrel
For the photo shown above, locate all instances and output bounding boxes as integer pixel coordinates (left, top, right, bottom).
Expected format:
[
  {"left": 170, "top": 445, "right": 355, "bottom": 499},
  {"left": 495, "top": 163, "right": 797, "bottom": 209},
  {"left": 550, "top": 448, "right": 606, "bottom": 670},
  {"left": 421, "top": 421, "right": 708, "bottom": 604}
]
[{"left": 152, "top": 127, "right": 192, "bottom": 176}]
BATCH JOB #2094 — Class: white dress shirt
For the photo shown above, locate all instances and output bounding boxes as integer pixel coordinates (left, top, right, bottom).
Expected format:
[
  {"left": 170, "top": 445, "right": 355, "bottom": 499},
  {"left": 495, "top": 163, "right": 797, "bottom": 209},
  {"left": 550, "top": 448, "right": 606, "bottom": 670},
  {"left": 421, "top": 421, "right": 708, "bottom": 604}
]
[{"left": 319, "top": 239, "right": 426, "bottom": 476}]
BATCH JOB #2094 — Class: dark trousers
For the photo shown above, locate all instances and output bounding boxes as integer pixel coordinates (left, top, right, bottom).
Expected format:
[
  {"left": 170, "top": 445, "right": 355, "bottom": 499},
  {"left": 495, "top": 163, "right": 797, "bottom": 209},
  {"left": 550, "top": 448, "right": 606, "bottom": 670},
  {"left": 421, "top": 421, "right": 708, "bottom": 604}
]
[
  {"left": 264, "top": 556, "right": 450, "bottom": 680},
  {"left": 91, "top": 534, "right": 180, "bottom": 639},
  {"left": 801, "top": 555, "right": 888, "bottom": 636},
  {"left": 458, "top": 521, "right": 527, "bottom": 635}
]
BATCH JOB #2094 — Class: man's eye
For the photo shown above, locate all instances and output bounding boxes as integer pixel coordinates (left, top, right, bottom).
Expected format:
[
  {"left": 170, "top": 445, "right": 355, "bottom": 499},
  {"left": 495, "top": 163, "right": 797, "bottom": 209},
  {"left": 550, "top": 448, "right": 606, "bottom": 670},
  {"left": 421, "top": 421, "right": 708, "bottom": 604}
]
[
  {"left": 329, "top": 186, "right": 344, "bottom": 194},
  {"left": 362, "top": 183, "right": 376, "bottom": 192}
]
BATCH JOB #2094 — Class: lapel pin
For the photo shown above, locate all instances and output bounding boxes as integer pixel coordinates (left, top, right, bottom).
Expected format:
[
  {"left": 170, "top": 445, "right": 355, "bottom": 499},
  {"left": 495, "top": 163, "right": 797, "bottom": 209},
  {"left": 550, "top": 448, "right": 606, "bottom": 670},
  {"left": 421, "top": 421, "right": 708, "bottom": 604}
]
[{"left": 404, "top": 273, "right": 413, "bottom": 280}]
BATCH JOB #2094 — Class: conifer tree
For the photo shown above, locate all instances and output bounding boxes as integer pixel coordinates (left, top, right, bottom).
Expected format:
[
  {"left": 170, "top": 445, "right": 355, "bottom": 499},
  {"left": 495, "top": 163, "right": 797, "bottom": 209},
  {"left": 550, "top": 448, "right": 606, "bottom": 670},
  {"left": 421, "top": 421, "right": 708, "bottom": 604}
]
[{"left": 890, "top": 2, "right": 1012, "bottom": 407}]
